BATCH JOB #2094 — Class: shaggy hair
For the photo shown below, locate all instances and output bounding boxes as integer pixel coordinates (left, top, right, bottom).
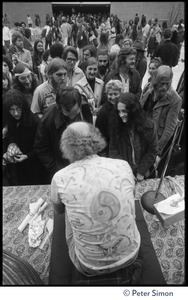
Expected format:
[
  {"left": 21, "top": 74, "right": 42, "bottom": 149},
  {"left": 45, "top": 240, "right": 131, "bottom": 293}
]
[
  {"left": 60, "top": 122, "right": 106, "bottom": 162},
  {"left": 114, "top": 92, "right": 150, "bottom": 142},
  {"left": 49, "top": 43, "right": 64, "bottom": 59},
  {"left": 105, "top": 79, "right": 123, "bottom": 93},
  {"left": 99, "top": 32, "right": 109, "bottom": 45},
  {"left": 62, "top": 46, "right": 78, "bottom": 60},
  {"left": 12, "top": 72, "right": 38, "bottom": 94},
  {"left": 56, "top": 87, "right": 81, "bottom": 111},
  {"left": 149, "top": 57, "right": 163, "bottom": 69},
  {"left": 83, "top": 45, "right": 97, "bottom": 58},
  {"left": 3, "top": 55, "right": 13, "bottom": 72},
  {"left": 117, "top": 47, "right": 136, "bottom": 68},
  {"left": 151, "top": 65, "right": 173, "bottom": 89},
  {"left": 33, "top": 39, "right": 44, "bottom": 67},
  {"left": 46, "top": 58, "right": 67, "bottom": 76},
  {"left": 3, "top": 89, "right": 30, "bottom": 133},
  {"left": 11, "top": 31, "right": 24, "bottom": 45}
]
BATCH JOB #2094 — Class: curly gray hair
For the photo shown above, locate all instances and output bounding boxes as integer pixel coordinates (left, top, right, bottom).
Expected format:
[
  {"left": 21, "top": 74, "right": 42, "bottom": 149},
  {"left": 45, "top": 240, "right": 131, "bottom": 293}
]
[
  {"left": 105, "top": 79, "right": 123, "bottom": 94},
  {"left": 60, "top": 122, "right": 106, "bottom": 163}
]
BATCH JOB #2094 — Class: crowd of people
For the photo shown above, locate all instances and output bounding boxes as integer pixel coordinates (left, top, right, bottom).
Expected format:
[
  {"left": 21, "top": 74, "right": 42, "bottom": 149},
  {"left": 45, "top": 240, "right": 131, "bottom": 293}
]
[
  {"left": 2, "top": 8, "right": 185, "bottom": 285},
  {"left": 2, "top": 10, "right": 185, "bottom": 186},
  {"left": 3, "top": 9, "right": 184, "bottom": 185}
]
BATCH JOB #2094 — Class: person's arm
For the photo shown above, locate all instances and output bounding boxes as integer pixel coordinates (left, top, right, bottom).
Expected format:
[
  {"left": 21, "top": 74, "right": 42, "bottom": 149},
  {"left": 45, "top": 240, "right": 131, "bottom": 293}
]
[
  {"left": 172, "top": 45, "right": 179, "bottom": 67},
  {"left": 34, "top": 119, "right": 57, "bottom": 178},
  {"left": 136, "top": 121, "right": 158, "bottom": 177},
  {"left": 30, "top": 88, "right": 43, "bottom": 118},
  {"left": 51, "top": 176, "right": 65, "bottom": 214},
  {"left": 157, "top": 96, "right": 182, "bottom": 155},
  {"left": 81, "top": 99, "right": 93, "bottom": 124},
  {"left": 131, "top": 71, "right": 142, "bottom": 101},
  {"left": 137, "top": 59, "right": 147, "bottom": 81}
]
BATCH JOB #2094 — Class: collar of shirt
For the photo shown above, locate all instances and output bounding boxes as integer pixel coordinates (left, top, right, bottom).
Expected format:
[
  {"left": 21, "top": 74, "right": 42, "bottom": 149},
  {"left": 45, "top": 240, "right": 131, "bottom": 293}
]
[{"left": 15, "top": 47, "right": 25, "bottom": 54}]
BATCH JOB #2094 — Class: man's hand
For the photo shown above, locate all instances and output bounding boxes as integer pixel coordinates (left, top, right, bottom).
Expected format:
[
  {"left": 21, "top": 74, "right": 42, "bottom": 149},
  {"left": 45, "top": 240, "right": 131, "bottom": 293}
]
[
  {"left": 14, "top": 154, "right": 28, "bottom": 162},
  {"left": 154, "top": 155, "right": 161, "bottom": 168},
  {"left": 12, "top": 54, "right": 19, "bottom": 65},
  {"left": 136, "top": 173, "right": 144, "bottom": 182}
]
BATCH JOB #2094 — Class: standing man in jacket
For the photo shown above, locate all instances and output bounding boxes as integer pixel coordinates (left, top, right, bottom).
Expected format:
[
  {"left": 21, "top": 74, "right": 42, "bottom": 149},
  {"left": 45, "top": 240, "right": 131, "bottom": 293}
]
[
  {"left": 104, "top": 47, "right": 142, "bottom": 101},
  {"left": 152, "top": 28, "right": 179, "bottom": 67},
  {"left": 34, "top": 87, "right": 92, "bottom": 181}
]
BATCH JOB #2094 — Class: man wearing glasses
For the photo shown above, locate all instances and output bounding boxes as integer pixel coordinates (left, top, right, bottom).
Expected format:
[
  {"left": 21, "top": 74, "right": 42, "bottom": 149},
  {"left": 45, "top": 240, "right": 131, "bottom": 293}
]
[
  {"left": 31, "top": 58, "right": 68, "bottom": 118},
  {"left": 62, "top": 46, "right": 85, "bottom": 87}
]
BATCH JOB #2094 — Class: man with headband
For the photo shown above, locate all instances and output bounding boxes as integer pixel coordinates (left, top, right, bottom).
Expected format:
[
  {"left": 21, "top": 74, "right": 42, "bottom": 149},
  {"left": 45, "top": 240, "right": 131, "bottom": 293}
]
[
  {"left": 31, "top": 58, "right": 68, "bottom": 118},
  {"left": 12, "top": 62, "right": 39, "bottom": 107}
]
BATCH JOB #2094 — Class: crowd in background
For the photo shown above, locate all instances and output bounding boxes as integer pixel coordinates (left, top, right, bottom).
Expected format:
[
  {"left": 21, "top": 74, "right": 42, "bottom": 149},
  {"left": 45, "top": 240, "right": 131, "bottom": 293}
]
[{"left": 2, "top": 10, "right": 185, "bottom": 186}]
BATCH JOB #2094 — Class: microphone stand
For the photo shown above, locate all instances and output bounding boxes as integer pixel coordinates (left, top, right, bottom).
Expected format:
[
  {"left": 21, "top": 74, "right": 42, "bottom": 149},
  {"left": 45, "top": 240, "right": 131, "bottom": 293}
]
[{"left": 140, "top": 116, "right": 183, "bottom": 214}]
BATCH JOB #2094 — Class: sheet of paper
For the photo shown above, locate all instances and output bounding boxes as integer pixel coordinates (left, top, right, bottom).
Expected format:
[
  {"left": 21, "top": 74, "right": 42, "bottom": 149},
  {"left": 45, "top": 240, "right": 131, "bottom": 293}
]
[{"left": 154, "top": 193, "right": 184, "bottom": 215}]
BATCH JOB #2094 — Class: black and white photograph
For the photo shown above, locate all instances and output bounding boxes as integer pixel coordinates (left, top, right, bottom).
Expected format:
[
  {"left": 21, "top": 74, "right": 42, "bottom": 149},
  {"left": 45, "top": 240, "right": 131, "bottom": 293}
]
[{"left": 2, "top": 1, "right": 185, "bottom": 295}]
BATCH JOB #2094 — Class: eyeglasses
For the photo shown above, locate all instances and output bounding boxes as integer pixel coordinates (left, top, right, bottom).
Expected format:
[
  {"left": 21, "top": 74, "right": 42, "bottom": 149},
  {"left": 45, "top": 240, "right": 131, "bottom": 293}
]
[
  {"left": 66, "top": 58, "right": 77, "bottom": 62},
  {"left": 9, "top": 107, "right": 22, "bottom": 114},
  {"left": 18, "top": 74, "right": 31, "bottom": 82}
]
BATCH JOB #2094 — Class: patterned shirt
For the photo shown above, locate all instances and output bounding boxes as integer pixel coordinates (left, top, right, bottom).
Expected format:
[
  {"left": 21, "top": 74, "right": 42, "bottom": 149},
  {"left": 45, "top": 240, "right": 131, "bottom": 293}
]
[{"left": 51, "top": 155, "right": 141, "bottom": 272}]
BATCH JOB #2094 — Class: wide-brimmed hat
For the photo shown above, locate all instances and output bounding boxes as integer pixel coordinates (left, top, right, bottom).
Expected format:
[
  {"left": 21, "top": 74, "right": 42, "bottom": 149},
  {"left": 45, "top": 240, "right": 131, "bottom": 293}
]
[{"left": 133, "top": 40, "right": 145, "bottom": 51}]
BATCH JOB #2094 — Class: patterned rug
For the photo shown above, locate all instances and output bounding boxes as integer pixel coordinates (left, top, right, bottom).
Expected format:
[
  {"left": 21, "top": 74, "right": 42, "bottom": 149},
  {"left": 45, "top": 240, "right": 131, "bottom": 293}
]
[
  {"left": 135, "top": 175, "right": 185, "bottom": 285},
  {"left": 3, "top": 175, "right": 184, "bottom": 285}
]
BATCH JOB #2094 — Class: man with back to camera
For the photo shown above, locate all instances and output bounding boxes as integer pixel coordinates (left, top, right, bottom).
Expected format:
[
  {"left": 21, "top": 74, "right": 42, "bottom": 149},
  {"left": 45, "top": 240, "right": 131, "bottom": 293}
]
[{"left": 51, "top": 121, "right": 141, "bottom": 280}]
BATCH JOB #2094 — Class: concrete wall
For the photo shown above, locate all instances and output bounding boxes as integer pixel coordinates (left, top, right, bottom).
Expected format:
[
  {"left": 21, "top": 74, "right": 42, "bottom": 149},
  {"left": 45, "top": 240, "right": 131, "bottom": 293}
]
[
  {"left": 111, "top": 2, "right": 184, "bottom": 26},
  {"left": 3, "top": 2, "right": 53, "bottom": 27},
  {"left": 3, "top": 2, "right": 184, "bottom": 28}
]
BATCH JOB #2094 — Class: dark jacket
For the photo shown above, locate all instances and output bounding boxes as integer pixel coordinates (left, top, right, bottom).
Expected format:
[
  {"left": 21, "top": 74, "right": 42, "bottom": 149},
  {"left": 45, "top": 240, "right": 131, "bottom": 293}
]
[
  {"left": 95, "top": 100, "right": 116, "bottom": 157},
  {"left": 140, "top": 88, "right": 182, "bottom": 155},
  {"left": 152, "top": 40, "right": 179, "bottom": 67},
  {"left": 103, "top": 68, "right": 142, "bottom": 102},
  {"left": 109, "top": 118, "right": 158, "bottom": 177},
  {"left": 135, "top": 57, "right": 147, "bottom": 82},
  {"left": 34, "top": 103, "right": 92, "bottom": 179},
  {"left": 4, "top": 112, "right": 48, "bottom": 185}
]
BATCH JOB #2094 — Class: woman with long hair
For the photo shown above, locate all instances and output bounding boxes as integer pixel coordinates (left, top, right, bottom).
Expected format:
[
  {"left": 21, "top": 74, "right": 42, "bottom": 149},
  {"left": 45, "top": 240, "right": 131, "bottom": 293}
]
[
  {"left": 3, "top": 89, "right": 49, "bottom": 185},
  {"left": 109, "top": 92, "right": 158, "bottom": 181},
  {"left": 32, "top": 39, "right": 44, "bottom": 79}
]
